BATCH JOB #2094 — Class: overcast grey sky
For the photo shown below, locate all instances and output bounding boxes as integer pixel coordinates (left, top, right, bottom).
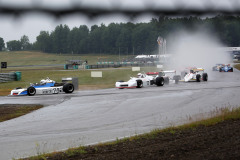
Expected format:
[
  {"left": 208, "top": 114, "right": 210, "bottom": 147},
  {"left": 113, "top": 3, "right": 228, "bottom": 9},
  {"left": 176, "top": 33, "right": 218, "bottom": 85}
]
[{"left": 0, "top": 0, "right": 238, "bottom": 43}]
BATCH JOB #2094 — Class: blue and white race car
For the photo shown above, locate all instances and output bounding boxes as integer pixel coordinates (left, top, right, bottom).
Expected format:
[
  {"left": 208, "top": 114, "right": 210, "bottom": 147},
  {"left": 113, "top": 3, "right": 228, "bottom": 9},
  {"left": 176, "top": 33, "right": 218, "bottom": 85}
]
[
  {"left": 219, "top": 64, "right": 233, "bottom": 72},
  {"left": 212, "top": 64, "right": 224, "bottom": 71},
  {"left": 10, "top": 78, "right": 74, "bottom": 96}
]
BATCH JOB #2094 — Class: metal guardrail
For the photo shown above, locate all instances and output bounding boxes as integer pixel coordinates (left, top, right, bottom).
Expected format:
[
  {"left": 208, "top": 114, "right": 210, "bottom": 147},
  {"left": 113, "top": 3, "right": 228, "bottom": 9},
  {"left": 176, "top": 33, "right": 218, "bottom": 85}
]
[
  {"left": 0, "top": 73, "right": 16, "bottom": 83},
  {"left": 86, "top": 63, "right": 156, "bottom": 69},
  {"left": 0, "top": 72, "right": 21, "bottom": 83}
]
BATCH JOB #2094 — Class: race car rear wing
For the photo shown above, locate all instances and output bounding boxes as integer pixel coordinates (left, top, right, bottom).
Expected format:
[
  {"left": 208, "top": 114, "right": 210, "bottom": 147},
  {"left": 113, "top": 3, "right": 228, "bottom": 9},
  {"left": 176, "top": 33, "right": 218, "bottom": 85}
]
[
  {"left": 163, "top": 70, "right": 176, "bottom": 73},
  {"left": 146, "top": 70, "right": 176, "bottom": 75}
]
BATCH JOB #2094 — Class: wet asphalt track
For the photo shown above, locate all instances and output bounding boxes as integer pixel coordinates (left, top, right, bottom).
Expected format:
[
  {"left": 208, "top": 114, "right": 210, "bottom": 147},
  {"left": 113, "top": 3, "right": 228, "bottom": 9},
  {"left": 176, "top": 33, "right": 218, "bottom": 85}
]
[{"left": 0, "top": 69, "right": 240, "bottom": 159}]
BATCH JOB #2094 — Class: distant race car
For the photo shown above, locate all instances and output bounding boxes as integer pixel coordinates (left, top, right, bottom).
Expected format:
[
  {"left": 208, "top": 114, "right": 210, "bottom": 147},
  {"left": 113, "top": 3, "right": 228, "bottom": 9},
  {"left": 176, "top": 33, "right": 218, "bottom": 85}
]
[
  {"left": 10, "top": 77, "right": 74, "bottom": 96},
  {"left": 115, "top": 72, "right": 164, "bottom": 89},
  {"left": 182, "top": 68, "right": 208, "bottom": 82},
  {"left": 147, "top": 70, "right": 181, "bottom": 84},
  {"left": 219, "top": 64, "right": 233, "bottom": 72},
  {"left": 212, "top": 64, "right": 224, "bottom": 71}
]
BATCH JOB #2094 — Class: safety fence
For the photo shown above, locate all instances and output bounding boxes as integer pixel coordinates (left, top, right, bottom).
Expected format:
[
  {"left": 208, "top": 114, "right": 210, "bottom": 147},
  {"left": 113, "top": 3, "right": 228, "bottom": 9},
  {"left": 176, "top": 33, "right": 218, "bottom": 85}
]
[
  {"left": 86, "top": 63, "right": 157, "bottom": 69},
  {"left": 0, "top": 72, "right": 21, "bottom": 83}
]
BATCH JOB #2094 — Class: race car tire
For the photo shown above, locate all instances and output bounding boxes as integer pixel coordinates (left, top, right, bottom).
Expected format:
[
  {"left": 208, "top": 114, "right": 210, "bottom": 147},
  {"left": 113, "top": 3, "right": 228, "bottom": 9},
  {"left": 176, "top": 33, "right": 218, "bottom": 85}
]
[
  {"left": 150, "top": 80, "right": 154, "bottom": 85},
  {"left": 202, "top": 73, "right": 208, "bottom": 81},
  {"left": 63, "top": 83, "right": 74, "bottom": 93},
  {"left": 196, "top": 74, "right": 201, "bottom": 82},
  {"left": 219, "top": 68, "right": 222, "bottom": 72},
  {"left": 173, "top": 75, "right": 181, "bottom": 84},
  {"left": 156, "top": 77, "right": 164, "bottom": 86},
  {"left": 27, "top": 86, "right": 36, "bottom": 96},
  {"left": 136, "top": 80, "right": 143, "bottom": 88},
  {"left": 164, "top": 77, "right": 169, "bottom": 85},
  {"left": 229, "top": 68, "right": 233, "bottom": 72}
]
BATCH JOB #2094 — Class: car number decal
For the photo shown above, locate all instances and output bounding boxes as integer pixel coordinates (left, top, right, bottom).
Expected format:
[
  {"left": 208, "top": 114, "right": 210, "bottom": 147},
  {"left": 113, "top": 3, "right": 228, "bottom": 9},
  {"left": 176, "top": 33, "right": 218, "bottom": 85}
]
[
  {"left": 42, "top": 89, "right": 52, "bottom": 94},
  {"left": 53, "top": 87, "right": 63, "bottom": 94}
]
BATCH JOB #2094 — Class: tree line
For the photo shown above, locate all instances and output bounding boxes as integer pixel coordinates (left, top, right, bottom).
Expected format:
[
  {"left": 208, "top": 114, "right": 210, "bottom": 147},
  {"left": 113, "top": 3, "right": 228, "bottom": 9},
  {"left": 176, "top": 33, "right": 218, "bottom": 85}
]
[{"left": 1, "top": 15, "right": 240, "bottom": 54}]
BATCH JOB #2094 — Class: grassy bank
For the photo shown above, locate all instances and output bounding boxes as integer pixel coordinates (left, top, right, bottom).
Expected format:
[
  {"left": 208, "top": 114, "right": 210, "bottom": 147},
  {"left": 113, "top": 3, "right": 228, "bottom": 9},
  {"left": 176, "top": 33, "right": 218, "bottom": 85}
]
[
  {"left": 0, "top": 67, "right": 159, "bottom": 96},
  {"left": 0, "top": 68, "right": 138, "bottom": 93},
  {"left": 19, "top": 106, "right": 240, "bottom": 160},
  {"left": 0, "top": 104, "right": 43, "bottom": 122},
  {"left": 234, "top": 63, "right": 240, "bottom": 70},
  {"left": 0, "top": 51, "right": 130, "bottom": 66},
  {"left": 0, "top": 51, "right": 157, "bottom": 96}
]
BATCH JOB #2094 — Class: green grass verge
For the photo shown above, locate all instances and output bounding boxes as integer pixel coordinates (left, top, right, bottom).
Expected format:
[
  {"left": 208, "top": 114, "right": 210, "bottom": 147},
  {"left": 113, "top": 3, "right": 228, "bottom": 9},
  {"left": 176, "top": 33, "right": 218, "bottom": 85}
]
[
  {"left": 19, "top": 106, "right": 240, "bottom": 160},
  {"left": 0, "top": 104, "right": 43, "bottom": 122},
  {"left": 0, "top": 51, "right": 132, "bottom": 66},
  {"left": 0, "top": 51, "right": 161, "bottom": 95},
  {"left": 0, "top": 69, "right": 136, "bottom": 91},
  {"left": 0, "top": 67, "right": 159, "bottom": 96},
  {"left": 234, "top": 63, "right": 240, "bottom": 70}
]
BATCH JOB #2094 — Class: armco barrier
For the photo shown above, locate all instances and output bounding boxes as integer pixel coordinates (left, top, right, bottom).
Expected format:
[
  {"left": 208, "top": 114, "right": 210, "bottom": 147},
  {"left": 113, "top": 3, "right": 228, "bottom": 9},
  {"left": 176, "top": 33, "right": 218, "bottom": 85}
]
[
  {"left": 0, "top": 72, "right": 21, "bottom": 83},
  {"left": 15, "top": 72, "right": 22, "bottom": 81},
  {"left": 86, "top": 63, "right": 156, "bottom": 69}
]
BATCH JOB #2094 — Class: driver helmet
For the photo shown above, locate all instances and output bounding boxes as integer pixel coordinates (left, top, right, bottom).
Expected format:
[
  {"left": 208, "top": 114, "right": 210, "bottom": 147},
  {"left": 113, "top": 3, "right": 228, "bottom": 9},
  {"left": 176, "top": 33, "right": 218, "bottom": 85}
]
[
  {"left": 137, "top": 73, "right": 141, "bottom": 78},
  {"left": 40, "top": 79, "right": 47, "bottom": 85}
]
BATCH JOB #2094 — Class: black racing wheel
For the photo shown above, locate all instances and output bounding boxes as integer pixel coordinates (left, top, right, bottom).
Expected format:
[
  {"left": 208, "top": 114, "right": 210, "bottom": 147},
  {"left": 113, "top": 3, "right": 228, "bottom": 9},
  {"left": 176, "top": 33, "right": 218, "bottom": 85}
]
[{"left": 27, "top": 86, "right": 36, "bottom": 96}]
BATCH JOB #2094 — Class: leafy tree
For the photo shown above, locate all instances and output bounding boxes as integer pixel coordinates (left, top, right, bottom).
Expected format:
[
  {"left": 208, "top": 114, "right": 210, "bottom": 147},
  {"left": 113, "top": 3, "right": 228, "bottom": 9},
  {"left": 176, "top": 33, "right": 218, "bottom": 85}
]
[
  {"left": 35, "top": 31, "right": 52, "bottom": 52},
  {"left": 33, "top": 15, "right": 240, "bottom": 54},
  {"left": 102, "top": 23, "right": 121, "bottom": 53},
  {"left": 132, "top": 23, "right": 153, "bottom": 54},
  {"left": 68, "top": 27, "right": 80, "bottom": 53},
  {"left": 20, "top": 35, "right": 31, "bottom": 50},
  {"left": 0, "top": 37, "right": 5, "bottom": 51},
  {"left": 88, "top": 24, "right": 106, "bottom": 53},
  {"left": 52, "top": 24, "right": 70, "bottom": 53},
  {"left": 224, "top": 20, "right": 240, "bottom": 46},
  {"left": 116, "top": 27, "right": 132, "bottom": 54},
  {"left": 7, "top": 40, "right": 22, "bottom": 51}
]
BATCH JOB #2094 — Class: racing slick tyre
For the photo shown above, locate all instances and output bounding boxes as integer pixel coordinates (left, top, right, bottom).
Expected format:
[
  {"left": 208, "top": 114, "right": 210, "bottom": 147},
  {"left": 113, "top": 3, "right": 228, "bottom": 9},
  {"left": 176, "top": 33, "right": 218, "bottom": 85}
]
[
  {"left": 196, "top": 74, "right": 201, "bottom": 82},
  {"left": 164, "top": 77, "right": 169, "bottom": 85},
  {"left": 219, "top": 68, "right": 222, "bottom": 72},
  {"left": 150, "top": 80, "right": 154, "bottom": 85},
  {"left": 173, "top": 75, "right": 181, "bottom": 84},
  {"left": 27, "top": 86, "right": 36, "bottom": 96},
  {"left": 136, "top": 80, "right": 143, "bottom": 88},
  {"left": 63, "top": 83, "right": 74, "bottom": 93},
  {"left": 156, "top": 77, "right": 164, "bottom": 86},
  {"left": 202, "top": 73, "right": 208, "bottom": 81}
]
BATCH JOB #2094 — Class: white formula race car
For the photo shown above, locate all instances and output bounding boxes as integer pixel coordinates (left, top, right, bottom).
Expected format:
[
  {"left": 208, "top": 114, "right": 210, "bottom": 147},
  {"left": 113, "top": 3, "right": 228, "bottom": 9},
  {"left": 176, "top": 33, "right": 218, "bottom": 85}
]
[
  {"left": 182, "top": 68, "right": 208, "bottom": 82},
  {"left": 147, "top": 70, "right": 181, "bottom": 84},
  {"left": 115, "top": 72, "right": 164, "bottom": 89},
  {"left": 10, "top": 77, "right": 74, "bottom": 96},
  {"left": 212, "top": 64, "right": 224, "bottom": 71}
]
